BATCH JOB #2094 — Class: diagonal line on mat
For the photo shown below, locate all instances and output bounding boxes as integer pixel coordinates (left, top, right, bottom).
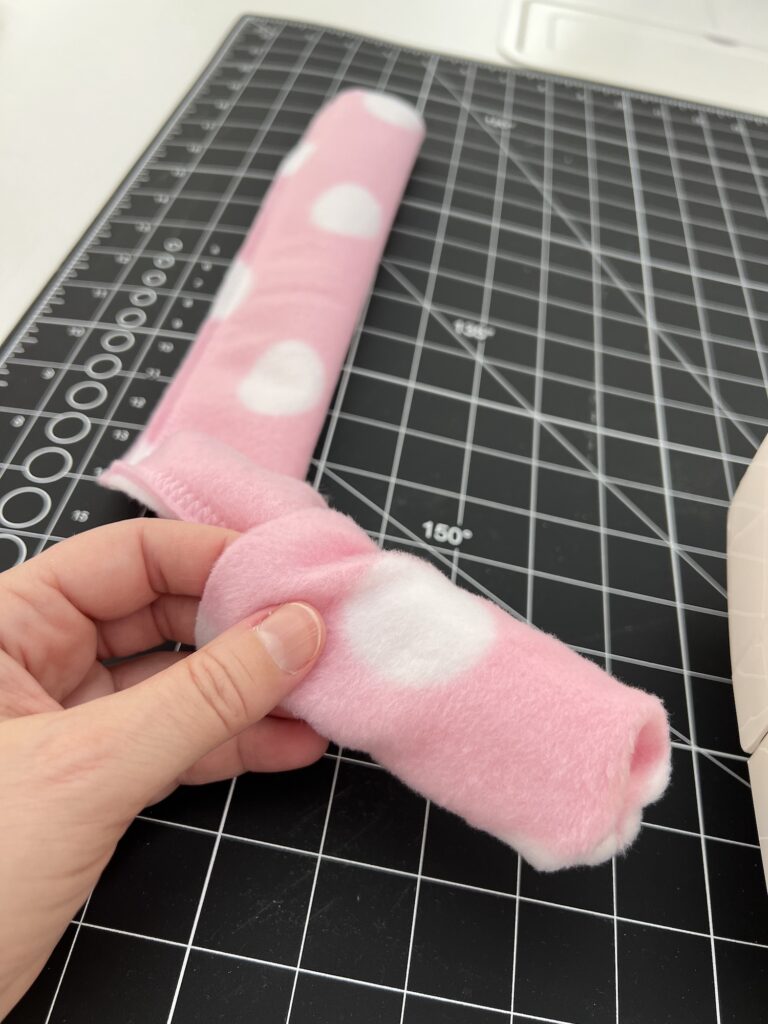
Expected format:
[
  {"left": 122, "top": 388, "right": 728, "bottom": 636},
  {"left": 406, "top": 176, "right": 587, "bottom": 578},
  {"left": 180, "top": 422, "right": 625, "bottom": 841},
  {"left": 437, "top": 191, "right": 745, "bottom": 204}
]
[
  {"left": 328, "top": 469, "right": 745, "bottom": 793},
  {"left": 321, "top": 466, "right": 524, "bottom": 620},
  {"left": 431, "top": 71, "right": 762, "bottom": 453},
  {"left": 670, "top": 726, "right": 751, "bottom": 789},
  {"left": 383, "top": 259, "right": 727, "bottom": 600}
]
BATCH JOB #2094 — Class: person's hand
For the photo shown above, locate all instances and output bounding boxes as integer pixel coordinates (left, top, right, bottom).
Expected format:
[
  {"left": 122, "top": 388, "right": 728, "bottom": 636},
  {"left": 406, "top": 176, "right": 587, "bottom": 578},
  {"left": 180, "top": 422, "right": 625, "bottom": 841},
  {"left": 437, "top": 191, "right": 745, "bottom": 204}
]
[{"left": 0, "top": 519, "right": 326, "bottom": 1018}]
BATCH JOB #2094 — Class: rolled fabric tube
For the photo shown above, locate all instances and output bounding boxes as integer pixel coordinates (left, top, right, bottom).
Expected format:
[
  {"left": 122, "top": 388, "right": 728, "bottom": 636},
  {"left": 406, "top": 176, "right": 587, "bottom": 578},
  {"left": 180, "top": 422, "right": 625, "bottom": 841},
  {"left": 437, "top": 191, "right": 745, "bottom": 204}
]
[
  {"left": 101, "top": 90, "right": 671, "bottom": 871},
  {"left": 108, "top": 89, "right": 426, "bottom": 479},
  {"left": 108, "top": 432, "right": 671, "bottom": 870}
]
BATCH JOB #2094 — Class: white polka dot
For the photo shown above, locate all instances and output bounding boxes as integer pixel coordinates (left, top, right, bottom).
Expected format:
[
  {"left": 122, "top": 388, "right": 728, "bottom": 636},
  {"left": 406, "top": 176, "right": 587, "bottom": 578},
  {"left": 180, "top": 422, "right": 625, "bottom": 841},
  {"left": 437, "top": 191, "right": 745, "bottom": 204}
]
[
  {"left": 363, "top": 92, "right": 424, "bottom": 132},
  {"left": 238, "top": 340, "right": 325, "bottom": 415},
  {"left": 340, "top": 557, "right": 496, "bottom": 688},
  {"left": 310, "top": 183, "right": 382, "bottom": 238},
  {"left": 209, "top": 259, "right": 252, "bottom": 320},
  {"left": 278, "top": 140, "right": 315, "bottom": 177}
]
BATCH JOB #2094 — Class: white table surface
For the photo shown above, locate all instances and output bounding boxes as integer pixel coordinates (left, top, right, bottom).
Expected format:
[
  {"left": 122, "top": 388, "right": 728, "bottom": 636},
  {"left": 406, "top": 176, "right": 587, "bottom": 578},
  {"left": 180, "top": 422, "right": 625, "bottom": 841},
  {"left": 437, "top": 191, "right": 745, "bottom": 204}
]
[{"left": 1, "top": 0, "right": 766, "bottom": 340}]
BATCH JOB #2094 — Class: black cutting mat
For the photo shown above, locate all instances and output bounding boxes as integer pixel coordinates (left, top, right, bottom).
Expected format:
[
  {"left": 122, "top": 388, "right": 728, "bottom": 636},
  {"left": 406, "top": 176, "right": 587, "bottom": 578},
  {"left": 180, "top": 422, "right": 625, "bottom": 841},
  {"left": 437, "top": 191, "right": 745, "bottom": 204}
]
[{"left": 3, "top": 14, "right": 768, "bottom": 1024}]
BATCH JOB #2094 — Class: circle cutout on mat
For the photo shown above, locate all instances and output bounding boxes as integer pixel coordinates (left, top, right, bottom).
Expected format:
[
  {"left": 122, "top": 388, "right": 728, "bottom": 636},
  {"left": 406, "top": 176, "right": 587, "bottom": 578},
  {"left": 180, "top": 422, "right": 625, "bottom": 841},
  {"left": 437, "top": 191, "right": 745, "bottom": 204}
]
[
  {"left": 130, "top": 288, "right": 156, "bottom": 307},
  {"left": 86, "top": 354, "right": 122, "bottom": 379},
  {"left": 23, "top": 447, "right": 73, "bottom": 483},
  {"left": 0, "top": 487, "right": 51, "bottom": 529},
  {"left": 209, "top": 259, "right": 252, "bottom": 320},
  {"left": 340, "top": 557, "right": 496, "bottom": 688},
  {"left": 66, "top": 381, "right": 107, "bottom": 410},
  {"left": 363, "top": 92, "right": 424, "bottom": 131},
  {"left": 238, "top": 340, "right": 324, "bottom": 415},
  {"left": 310, "top": 183, "right": 381, "bottom": 238},
  {"left": 0, "top": 533, "right": 26, "bottom": 569},
  {"left": 142, "top": 269, "right": 166, "bottom": 287},
  {"left": 279, "top": 140, "right": 315, "bottom": 176},
  {"left": 46, "top": 413, "right": 90, "bottom": 444},
  {"left": 101, "top": 330, "right": 134, "bottom": 353},
  {"left": 116, "top": 308, "right": 146, "bottom": 328}
]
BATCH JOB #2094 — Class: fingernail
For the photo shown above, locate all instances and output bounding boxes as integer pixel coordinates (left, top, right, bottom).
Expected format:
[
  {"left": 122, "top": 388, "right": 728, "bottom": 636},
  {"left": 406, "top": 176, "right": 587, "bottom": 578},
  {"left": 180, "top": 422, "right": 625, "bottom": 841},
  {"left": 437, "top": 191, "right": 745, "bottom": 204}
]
[{"left": 256, "top": 602, "right": 323, "bottom": 674}]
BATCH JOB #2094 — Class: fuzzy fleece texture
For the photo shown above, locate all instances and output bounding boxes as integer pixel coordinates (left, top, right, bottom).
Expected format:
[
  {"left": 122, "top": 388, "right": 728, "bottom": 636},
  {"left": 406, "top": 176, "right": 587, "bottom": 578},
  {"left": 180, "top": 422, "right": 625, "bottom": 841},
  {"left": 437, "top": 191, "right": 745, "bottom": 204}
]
[
  {"left": 104, "top": 89, "right": 426, "bottom": 479},
  {"left": 103, "top": 431, "right": 670, "bottom": 871},
  {"left": 100, "top": 90, "right": 671, "bottom": 871}
]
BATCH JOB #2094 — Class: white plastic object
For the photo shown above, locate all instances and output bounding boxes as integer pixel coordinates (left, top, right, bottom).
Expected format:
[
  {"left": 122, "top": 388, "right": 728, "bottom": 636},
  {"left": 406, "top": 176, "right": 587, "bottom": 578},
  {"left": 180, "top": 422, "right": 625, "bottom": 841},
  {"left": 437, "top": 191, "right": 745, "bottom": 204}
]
[
  {"left": 498, "top": 0, "right": 768, "bottom": 115},
  {"left": 749, "top": 740, "right": 768, "bottom": 887},
  {"left": 728, "top": 432, "right": 768, "bottom": 887},
  {"left": 728, "top": 435, "right": 768, "bottom": 756}
]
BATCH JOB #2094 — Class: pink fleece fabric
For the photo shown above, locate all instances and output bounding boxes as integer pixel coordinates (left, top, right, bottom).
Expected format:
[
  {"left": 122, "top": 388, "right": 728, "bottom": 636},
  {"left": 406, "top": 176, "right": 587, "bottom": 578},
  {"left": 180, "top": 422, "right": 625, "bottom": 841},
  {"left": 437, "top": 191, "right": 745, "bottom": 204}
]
[
  {"left": 116, "top": 90, "right": 425, "bottom": 478},
  {"left": 101, "top": 90, "right": 671, "bottom": 871}
]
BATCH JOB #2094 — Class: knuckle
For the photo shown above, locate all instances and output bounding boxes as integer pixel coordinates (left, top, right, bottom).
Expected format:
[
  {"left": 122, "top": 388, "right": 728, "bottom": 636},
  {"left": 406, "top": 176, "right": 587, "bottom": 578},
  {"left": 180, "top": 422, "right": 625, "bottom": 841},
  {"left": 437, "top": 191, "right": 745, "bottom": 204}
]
[{"left": 185, "top": 647, "right": 251, "bottom": 733}]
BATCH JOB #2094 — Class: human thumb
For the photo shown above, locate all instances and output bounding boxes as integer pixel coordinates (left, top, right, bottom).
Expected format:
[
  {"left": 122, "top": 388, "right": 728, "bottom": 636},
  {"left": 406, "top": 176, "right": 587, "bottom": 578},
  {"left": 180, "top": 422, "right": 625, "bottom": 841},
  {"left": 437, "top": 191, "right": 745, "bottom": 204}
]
[{"left": 77, "top": 602, "right": 324, "bottom": 806}]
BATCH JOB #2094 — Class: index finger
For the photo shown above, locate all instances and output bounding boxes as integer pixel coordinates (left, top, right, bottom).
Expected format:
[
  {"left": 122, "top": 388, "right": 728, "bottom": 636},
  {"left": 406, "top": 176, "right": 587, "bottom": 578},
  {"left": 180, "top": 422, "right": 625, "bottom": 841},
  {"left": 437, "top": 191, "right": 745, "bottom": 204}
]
[{"left": 4, "top": 519, "right": 239, "bottom": 622}]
